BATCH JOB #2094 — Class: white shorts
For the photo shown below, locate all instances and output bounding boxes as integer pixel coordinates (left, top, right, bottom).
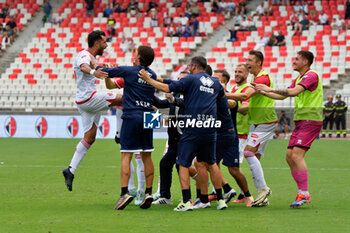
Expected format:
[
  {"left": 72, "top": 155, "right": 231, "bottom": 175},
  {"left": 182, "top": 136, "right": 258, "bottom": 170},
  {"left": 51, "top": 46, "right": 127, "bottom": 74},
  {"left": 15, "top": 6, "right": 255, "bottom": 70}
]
[
  {"left": 238, "top": 138, "right": 247, "bottom": 163},
  {"left": 77, "top": 92, "right": 116, "bottom": 133},
  {"left": 247, "top": 123, "right": 277, "bottom": 158}
]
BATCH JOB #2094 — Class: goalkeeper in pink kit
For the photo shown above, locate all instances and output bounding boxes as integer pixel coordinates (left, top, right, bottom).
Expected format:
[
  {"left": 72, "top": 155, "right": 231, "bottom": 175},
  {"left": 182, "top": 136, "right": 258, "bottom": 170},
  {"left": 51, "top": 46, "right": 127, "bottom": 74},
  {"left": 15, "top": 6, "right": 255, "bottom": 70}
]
[{"left": 253, "top": 50, "right": 323, "bottom": 207}]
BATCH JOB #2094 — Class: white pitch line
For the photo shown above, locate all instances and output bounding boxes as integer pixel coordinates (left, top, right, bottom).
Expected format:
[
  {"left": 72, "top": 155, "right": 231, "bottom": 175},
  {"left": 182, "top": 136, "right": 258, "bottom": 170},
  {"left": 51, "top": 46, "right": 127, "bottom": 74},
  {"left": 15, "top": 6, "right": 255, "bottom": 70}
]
[{"left": 0, "top": 165, "right": 349, "bottom": 171}]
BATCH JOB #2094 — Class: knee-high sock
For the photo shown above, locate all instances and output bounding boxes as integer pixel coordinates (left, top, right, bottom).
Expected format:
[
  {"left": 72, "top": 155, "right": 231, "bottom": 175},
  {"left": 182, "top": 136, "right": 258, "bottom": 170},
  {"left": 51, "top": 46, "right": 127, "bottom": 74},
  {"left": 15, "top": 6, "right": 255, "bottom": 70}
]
[
  {"left": 115, "top": 107, "right": 123, "bottom": 138},
  {"left": 69, "top": 139, "right": 90, "bottom": 174},
  {"left": 128, "top": 160, "right": 135, "bottom": 191},
  {"left": 244, "top": 150, "right": 266, "bottom": 192},
  {"left": 135, "top": 153, "right": 145, "bottom": 191},
  {"left": 291, "top": 170, "right": 308, "bottom": 192}
]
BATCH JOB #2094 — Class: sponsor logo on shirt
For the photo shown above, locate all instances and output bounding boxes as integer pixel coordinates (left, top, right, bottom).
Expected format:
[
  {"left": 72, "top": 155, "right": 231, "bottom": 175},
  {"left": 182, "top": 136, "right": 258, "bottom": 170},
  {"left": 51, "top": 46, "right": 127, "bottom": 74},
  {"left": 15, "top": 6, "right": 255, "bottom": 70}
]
[
  {"left": 199, "top": 76, "right": 215, "bottom": 94},
  {"left": 200, "top": 76, "right": 214, "bottom": 87}
]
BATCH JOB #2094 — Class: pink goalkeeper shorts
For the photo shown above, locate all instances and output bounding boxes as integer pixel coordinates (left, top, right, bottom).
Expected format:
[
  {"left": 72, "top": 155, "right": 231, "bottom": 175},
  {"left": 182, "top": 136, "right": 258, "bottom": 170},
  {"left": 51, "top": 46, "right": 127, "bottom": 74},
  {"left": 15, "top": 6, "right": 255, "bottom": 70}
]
[{"left": 288, "top": 120, "right": 323, "bottom": 150}]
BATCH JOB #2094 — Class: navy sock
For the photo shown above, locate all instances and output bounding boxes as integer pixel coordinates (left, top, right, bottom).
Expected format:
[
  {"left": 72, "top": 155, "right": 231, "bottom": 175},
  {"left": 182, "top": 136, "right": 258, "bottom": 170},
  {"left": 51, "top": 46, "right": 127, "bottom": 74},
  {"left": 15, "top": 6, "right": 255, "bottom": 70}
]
[
  {"left": 121, "top": 186, "right": 128, "bottom": 196},
  {"left": 200, "top": 194, "right": 209, "bottom": 203},
  {"left": 244, "top": 191, "right": 251, "bottom": 197},
  {"left": 145, "top": 187, "right": 152, "bottom": 195},
  {"left": 222, "top": 183, "right": 232, "bottom": 193},
  {"left": 196, "top": 189, "right": 201, "bottom": 199},
  {"left": 182, "top": 189, "right": 191, "bottom": 203},
  {"left": 215, "top": 188, "right": 223, "bottom": 200}
]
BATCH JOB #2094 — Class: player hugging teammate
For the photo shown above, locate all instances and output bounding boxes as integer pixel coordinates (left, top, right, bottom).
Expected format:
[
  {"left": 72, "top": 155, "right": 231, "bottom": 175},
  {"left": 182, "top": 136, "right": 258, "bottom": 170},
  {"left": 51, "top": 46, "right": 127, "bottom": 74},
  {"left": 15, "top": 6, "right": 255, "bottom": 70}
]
[{"left": 63, "top": 30, "right": 320, "bottom": 210}]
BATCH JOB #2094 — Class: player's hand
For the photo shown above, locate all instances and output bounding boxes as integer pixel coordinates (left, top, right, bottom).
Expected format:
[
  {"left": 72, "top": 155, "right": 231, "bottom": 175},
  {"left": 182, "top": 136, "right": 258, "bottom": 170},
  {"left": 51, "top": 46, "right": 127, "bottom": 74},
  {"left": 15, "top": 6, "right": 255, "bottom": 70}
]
[
  {"left": 102, "top": 63, "right": 110, "bottom": 68},
  {"left": 156, "top": 76, "right": 164, "bottom": 82},
  {"left": 93, "top": 68, "right": 108, "bottom": 79},
  {"left": 89, "top": 55, "right": 97, "bottom": 69},
  {"left": 165, "top": 93, "right": 175, "bottom": 103},
  {"left": 252, "top": 83, "right": 271, "bottom": 93},
  {"left": 138, "top": 69, "right": 150, "bottom": 80}
]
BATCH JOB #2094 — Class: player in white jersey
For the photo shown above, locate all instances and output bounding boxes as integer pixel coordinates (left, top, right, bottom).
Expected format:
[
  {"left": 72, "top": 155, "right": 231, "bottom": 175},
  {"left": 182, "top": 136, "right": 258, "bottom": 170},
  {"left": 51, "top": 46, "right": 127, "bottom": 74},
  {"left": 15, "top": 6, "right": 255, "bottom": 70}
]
[{"left": 62, "top": 30, "right": 122, "bottom": 191}]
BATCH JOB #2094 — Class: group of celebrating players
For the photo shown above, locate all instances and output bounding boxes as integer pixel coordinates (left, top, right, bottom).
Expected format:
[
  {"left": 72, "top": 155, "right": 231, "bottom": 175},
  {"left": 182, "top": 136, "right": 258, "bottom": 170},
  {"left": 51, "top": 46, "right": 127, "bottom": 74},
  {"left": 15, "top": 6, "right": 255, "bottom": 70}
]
[{"left": 62, "top": 30, "right": 323, "bottom": 211}]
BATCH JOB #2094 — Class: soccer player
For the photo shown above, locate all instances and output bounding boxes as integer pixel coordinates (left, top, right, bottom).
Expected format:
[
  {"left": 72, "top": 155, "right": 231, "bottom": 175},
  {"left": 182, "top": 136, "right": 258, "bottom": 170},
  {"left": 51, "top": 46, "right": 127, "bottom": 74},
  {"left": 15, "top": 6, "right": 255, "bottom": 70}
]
[
  {"left": 321, "top": 95, "right": 335, "bottom": 138},
  {"left": 211, "top": 69, "right": 254, "bottom": 206},
  {"left": 152, "top": 71, "right": 188, "bottom": 205},
  {"left": 334, "top": 94, "right": 347, "bottom": 138},
  {"left": 226, "top": 50, "right": 277, "bottom": 207},
  {"left": 93, "top": 45, "right": 157, "bottom": 210},
  {"left": 253, "top": 50, "right": 323, "bottom": 207},
  {"left": 104, "top": 77, "right": 146, "bottom": 205},
  {"left": 138, "top": 56, "right": 228, "bottom": 211},
  {"left": 230, "top": 64, "right": 253, "bottom": 205},
  {"left": 62, "top": 30, "right": 122, "bottom": 192}
]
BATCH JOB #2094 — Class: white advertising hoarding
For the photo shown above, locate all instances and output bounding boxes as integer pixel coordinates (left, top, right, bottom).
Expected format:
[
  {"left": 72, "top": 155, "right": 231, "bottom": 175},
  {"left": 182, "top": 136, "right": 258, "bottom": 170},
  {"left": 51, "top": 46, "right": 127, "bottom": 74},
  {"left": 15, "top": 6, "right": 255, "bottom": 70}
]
[{"left": 0, "top": 115, "right": 167, "bottom": 139}]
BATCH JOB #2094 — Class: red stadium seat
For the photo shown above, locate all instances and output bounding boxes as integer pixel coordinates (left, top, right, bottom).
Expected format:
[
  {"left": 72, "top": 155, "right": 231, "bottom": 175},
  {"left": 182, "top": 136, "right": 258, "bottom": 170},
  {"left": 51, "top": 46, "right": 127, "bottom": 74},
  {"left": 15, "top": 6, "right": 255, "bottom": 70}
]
[
  {"left": 323, "top": 73, "right": 330, "bottom": 79},
  {"left": 64, "top": 64, "right": 73, "bottom": 69},
  {"left": 25, "top": 74, "right": 33, "bottom": 80},
  {"left": 284, "top": 74, "right": 292, "bottom": 79},
  {"left": 9, "top": 74, "right": 17, "bottom": 80},
  {"left": 33, "top": 63, "right": 41, "bottom": 69},
  {"left": 28, "top": 79, "right": 37, "bottom": 85},
  {"left": 49, "top": 74, "right": 57, "bottom": 80}
]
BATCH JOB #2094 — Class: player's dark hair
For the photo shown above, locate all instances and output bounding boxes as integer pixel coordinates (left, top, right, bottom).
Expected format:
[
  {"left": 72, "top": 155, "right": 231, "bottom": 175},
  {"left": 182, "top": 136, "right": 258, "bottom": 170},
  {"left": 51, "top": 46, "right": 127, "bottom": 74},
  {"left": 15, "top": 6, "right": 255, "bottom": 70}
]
[
  {"left": 297, "top": 50, "right": 314, "bottom": 66},
  {"left": 190, "top": 56, "right": 207, "bottom": 70},
  {"left": 180, "top": 71, "right": 190, "bottom": 75},
  {"left": 205, "top": 65, "right": 213, "bottom": 76},
  {"left": 138, "top": 45, "right": 155, "bottom": 67},
  {"left": 249, "top": 50, "right": 264, "bottom": 67},
  {"left": 88, "top": 30, "right": 106, "bottom": 48},
  {"left": 214, "top": 69, "right": 230, "bottom": 83}
]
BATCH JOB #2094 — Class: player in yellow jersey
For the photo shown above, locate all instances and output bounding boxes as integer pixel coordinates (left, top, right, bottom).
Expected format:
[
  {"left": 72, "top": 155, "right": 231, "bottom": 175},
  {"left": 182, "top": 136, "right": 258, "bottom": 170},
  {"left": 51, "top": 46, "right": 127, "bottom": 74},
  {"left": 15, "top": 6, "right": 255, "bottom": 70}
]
[
  {"left": 254, "top": 50, "right": 323, "bottom": 207},
  {"left": 227, "top": 50, "right": 277, "bottom": 207}
]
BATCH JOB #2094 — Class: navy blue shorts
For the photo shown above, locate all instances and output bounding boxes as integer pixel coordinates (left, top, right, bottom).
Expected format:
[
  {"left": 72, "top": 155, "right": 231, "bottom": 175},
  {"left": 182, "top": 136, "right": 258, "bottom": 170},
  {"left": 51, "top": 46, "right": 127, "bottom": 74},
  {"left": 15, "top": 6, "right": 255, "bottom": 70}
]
[
  {"left": 120, "top": 110, "right": 153, "bottom": 153},
  {"left": 216, "top": 130, "right": 239, "bottom": 167},
  {"left": 177, "top": 131, "right": 216, "bottom": 167}
]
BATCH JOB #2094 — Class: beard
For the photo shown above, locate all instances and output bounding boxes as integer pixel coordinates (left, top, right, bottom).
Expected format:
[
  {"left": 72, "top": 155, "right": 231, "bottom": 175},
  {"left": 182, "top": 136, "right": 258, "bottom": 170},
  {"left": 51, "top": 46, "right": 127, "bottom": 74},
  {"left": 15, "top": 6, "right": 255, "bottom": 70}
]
[{"left": 96, "top": 47, "right": 104, "bottom": 56}]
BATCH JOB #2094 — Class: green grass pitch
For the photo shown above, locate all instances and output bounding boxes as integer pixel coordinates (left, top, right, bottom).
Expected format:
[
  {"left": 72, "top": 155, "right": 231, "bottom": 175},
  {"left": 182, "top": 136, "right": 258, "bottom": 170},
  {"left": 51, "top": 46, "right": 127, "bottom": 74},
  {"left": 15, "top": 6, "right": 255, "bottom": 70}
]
[{"left": 0, "top": 138, "right": 350, "bottom": 233}]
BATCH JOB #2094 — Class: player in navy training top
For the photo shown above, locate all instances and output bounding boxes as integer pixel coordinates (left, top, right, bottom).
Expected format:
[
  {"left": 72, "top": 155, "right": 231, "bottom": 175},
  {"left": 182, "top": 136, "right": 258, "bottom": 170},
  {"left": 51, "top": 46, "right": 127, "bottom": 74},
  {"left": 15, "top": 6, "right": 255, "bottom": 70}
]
[
  {"left": 211, "top": 69, "right": 253, "bottom": 205},
  {"left": 138, "top": 56, "right": 228, "bottom": 211},
  {"left": 93, "top": 45, "right": 157, "bottom": 210}
]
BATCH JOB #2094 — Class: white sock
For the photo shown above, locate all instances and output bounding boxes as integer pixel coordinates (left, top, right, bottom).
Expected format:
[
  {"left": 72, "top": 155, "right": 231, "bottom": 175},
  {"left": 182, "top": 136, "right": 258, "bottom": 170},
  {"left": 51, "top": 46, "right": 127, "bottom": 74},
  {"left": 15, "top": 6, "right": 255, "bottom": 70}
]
[
  {"left": 212, "top": 186, "right": 216, "bottom": 194},
  {"left": 246, "top": 156, "right": 266, "bottom": 191},
  {"left": 156, "top": 176, "right": 160, "bottom": 194},
  {"left": 69, "top": 139, "right": 90, "bottom": 174},
  {"left": 135, "top": 153, "right": 145, "bottom": 192},
  {"left": 128, "top": 160, "right": 135, "bottom": 191},
  {"left": 115, "top": 107, "right": 123, "bottom": 138},
  {"left": 300, "top": 190, "right": 309, "bottom": 195}
]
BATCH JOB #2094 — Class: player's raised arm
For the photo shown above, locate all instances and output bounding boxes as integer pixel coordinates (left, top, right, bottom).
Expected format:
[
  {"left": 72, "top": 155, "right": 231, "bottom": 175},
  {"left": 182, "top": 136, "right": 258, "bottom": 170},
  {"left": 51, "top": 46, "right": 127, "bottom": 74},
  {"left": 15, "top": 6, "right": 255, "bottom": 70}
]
[{"left": 138, "top": 69, "right": 171, "bottom": 93}]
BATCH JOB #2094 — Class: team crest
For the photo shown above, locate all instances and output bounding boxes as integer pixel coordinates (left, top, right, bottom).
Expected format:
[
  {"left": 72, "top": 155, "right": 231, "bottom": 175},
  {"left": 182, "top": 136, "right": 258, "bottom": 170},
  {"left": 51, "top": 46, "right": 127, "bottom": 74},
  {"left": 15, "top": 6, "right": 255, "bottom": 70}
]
[
  {"left": 66, "top": 117, "right": 79, "bottom": 137},
  {"left": 98, "top": 117, "right": 110, "bottom": 137},
  {"left": 4, "top": 116, "right": 16, "bottom": 137},
  {"left": 35, "top": 117, "right": 48, "bottom": 137}
]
